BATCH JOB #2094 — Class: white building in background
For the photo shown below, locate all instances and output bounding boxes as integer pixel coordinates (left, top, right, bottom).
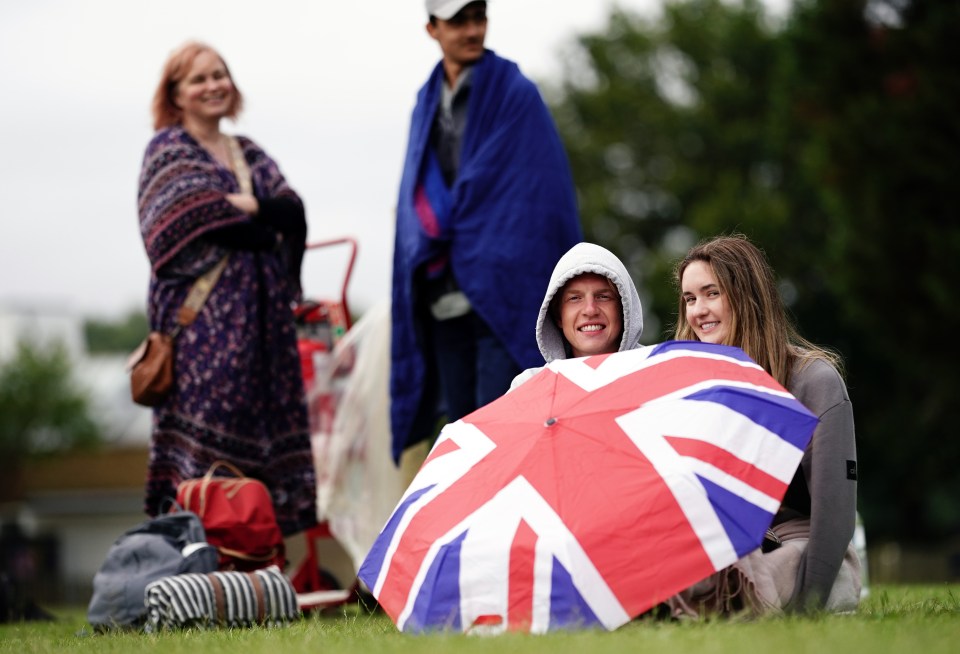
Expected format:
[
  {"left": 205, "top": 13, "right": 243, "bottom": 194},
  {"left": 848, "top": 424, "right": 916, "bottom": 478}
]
[
  {"left": 0, "top": 305, "right": 87, "bottom": 363},
  {"left": 0, "top": 305, "right": 151, "bottom": 604}
]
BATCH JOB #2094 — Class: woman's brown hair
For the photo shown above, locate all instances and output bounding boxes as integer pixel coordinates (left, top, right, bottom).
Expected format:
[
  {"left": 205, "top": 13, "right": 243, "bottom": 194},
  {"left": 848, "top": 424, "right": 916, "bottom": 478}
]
[
  {"left": 672, "top": 233, "right": 841, "bottom": 387},
  {"left": 150, "top": 41, "right": 244, "bottom": 131}
]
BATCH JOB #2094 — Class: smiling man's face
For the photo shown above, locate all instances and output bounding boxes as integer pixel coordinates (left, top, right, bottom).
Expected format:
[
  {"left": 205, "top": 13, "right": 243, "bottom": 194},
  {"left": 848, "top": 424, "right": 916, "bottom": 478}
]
[{"left": 557, "top": 273, "right": 623, "bottom": 358}]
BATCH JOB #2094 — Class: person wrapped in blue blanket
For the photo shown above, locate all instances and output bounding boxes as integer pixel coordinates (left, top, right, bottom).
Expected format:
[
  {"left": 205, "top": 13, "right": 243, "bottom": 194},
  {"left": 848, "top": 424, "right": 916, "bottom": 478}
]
[{"left": 390, "top": 0, "right": 583, "bottom": 463}]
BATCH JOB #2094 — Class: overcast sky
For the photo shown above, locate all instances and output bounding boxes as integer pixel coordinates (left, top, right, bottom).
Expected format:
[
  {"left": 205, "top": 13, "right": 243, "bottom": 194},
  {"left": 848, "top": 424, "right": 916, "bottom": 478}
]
[
  {"left": 0, "top": 0, "right": 670, "bottom": 320},
  {"left": 0, "top": 1, "right": 784, "bottom": 321}
]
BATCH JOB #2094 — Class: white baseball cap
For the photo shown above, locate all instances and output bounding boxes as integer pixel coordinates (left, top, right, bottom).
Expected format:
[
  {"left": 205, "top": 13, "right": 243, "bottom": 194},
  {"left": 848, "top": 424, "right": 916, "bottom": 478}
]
[{"left": 426, "top": 0, "right": 486, "bottom": 21}]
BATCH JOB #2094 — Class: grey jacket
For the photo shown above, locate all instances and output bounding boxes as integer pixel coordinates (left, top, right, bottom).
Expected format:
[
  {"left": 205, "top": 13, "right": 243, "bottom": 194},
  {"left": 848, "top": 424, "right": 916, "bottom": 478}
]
[
  {"left": 510, "top": 242, "right": 644, "bottom": 389},
  {"left": 782, "top": 357, "right": 858, "bottom": 611}
]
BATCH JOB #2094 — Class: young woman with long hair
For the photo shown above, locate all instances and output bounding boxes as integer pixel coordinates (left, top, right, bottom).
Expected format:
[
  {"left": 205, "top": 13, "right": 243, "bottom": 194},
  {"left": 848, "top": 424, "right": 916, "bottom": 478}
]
[{"left": 669, "top": 234, "right": 860, "bottom": 616}]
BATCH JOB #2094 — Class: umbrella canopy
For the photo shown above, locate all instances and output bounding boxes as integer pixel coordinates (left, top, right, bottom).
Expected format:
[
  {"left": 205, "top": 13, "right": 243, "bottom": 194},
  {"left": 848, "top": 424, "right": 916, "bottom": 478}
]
[{"left": 359, "top": 341, "right": 818, "bottom": 634}]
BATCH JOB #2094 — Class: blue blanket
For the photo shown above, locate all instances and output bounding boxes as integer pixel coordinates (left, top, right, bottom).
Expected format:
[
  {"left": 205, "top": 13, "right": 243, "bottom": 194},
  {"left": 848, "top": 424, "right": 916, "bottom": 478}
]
[{"left": 391, "top": 50, "right": 582, "bottom": 462}]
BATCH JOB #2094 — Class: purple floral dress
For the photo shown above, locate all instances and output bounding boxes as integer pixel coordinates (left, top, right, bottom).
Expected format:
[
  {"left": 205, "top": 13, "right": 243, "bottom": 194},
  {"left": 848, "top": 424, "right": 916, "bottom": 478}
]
[{"left": 138, "top": 126, "right": 316, "bottom": 535}]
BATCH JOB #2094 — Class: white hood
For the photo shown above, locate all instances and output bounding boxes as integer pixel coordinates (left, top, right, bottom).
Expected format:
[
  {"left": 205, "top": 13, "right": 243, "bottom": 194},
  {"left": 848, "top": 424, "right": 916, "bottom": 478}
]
[{"left": 535, "top": 242, "right": 644, "bottom": 362}]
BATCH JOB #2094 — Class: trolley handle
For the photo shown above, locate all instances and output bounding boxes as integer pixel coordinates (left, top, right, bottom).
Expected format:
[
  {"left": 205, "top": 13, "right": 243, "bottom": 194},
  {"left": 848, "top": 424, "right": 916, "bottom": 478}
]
[{"left": 303, "top": 237, "right": 358, "bottom": 331}]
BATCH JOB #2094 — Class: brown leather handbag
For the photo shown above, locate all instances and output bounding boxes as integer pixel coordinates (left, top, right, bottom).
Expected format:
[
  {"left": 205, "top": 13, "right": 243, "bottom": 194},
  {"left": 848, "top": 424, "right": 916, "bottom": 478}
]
[
  {"left": 128, "top": 331, "right": 175, "bottom": 407},
  {"left": 127, "top": 254, "right": 228, "bottom": 407}
]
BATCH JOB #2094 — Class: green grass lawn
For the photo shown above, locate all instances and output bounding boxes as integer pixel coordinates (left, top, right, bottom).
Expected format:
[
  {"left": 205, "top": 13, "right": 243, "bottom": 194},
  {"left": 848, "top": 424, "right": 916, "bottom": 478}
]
[{"left": 1, "top": 585, "right": 957, "bottom": 654}]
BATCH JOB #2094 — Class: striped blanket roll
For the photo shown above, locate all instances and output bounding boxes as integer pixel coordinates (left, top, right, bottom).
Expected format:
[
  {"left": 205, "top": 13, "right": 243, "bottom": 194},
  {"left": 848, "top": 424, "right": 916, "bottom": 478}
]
[{"left": 144, "top": 565, "right": 299, "bottom": 631}]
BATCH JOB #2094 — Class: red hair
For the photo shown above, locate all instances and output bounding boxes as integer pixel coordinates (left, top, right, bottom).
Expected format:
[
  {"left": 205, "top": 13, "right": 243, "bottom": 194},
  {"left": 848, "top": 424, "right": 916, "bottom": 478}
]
[{"left": 150, "top": 41, "right": 244, "bottom": 130}]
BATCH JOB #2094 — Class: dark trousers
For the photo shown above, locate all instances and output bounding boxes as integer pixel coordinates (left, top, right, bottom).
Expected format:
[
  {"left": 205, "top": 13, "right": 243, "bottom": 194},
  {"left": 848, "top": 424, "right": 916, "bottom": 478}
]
[{"left": 427, "top": 311, "right": 521, "bottom": 422}]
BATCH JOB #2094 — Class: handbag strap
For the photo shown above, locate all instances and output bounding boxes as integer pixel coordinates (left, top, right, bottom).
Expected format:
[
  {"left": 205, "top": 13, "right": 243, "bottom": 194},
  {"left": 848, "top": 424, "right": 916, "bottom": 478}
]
[
  {"left": 216, "top": 544, "right": 282, "bottom": 564},
  {"left": 193, "top": 459, "right": 248, "bottom": 515},
  {"left": 171, "top": 136, "right": 250, "bottom": 331},
  {"left": 227, "top": 135, "right": 253, "bottom": 194},
  {"left": 204, "top": 459, "right": 247, "bottom": 481},
  {"left": 175, "top": 255, "right": 229, "bottom": 329}
]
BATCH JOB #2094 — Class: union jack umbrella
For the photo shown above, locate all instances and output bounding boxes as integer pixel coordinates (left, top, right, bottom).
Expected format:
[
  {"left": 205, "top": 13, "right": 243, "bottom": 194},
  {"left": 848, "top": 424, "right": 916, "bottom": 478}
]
[{"left": 359, "top": 341, "right": 818, "bottom": 634}]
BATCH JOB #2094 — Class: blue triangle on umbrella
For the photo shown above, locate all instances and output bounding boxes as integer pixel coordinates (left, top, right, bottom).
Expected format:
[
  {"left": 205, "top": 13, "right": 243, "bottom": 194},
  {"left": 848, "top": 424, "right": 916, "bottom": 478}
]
[
  {"left": 697, "top": 474, "right": 774, "bottom": 558},
  {"left": 359, "top": 483, "right": 436, "bottom": 590},
  {"left": 685, "top": 387, "right": 815, "bottom": 451},
  {"left": 407, "top": 529, "right": 467, "bottom": 632},
  {"left": 650, "top": 340, "right": 755, "bottom": 363},
  {"left": 549, "top": 555, "right": 601, "bottom": 630}
]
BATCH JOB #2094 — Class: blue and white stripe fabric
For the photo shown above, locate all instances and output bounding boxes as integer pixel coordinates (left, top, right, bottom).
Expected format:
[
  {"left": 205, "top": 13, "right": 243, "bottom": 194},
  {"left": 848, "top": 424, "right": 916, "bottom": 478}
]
[{"left": 144, "top": 565, "right": 299, "bottom": 631}]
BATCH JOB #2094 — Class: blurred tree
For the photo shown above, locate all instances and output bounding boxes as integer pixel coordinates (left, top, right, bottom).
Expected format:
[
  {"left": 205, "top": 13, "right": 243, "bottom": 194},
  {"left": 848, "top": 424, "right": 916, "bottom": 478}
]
[
  {"left": 84, "top": 310, "right": 148, "bottom": 354},
  {"left": 550, "top": 0, "right": 960, "bottom": 541},
  {"left": 0, "top": 340, "right": 101, "bottom": 499},
  {"left": 551, "top": 0, "right": 785, "bottom": 339},
  {"left": 776, "top": 0, "right": 960, "bottom": 539}
]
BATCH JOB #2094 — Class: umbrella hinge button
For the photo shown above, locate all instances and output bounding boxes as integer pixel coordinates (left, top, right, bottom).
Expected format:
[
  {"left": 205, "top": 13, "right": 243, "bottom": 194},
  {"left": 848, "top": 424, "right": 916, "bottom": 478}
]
[{"left": 545, "top": 417, "right": 557, "bottom": 427}]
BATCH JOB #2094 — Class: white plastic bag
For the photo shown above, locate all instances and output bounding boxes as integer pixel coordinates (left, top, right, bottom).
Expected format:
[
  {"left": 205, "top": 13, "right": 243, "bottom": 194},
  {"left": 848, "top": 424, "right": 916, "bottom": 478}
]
[{"left": 311, "top": 300, "right": 409, "bottom": 572}]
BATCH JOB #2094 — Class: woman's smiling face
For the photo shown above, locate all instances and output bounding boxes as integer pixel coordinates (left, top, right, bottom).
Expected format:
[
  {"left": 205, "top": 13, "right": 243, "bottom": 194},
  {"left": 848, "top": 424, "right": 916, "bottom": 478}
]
[
  {"left": 175, "top": 50, "right": 235, "bottom": 124},
  {"left": 681, "top": 260, "right": 731, "bottom": 345}
]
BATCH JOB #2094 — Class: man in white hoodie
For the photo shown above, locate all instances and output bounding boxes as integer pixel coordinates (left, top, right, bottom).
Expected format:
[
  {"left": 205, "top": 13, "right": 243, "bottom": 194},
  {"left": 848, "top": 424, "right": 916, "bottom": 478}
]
[{"left": 511, "top": 242, "right": 645, "bottom": 389}]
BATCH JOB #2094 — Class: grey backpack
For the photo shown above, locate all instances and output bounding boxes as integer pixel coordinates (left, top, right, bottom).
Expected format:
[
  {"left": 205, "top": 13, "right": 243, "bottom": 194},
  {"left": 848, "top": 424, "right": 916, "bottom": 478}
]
[{"left": 87, "top": 510, "right": 219, "bottom": 630}]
